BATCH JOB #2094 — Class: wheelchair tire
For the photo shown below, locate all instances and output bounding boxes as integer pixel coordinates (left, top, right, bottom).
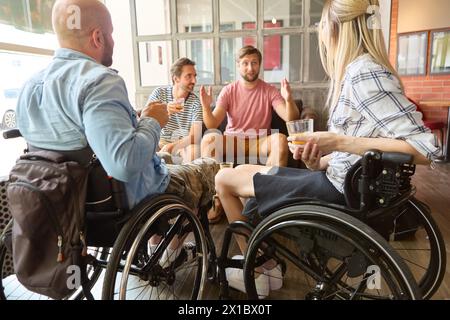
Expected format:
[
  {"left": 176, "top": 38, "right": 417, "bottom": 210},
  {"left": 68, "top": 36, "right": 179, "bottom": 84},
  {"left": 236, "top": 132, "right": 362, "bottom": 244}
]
[
  {"left": 243, "top": 205, "right": 422, "bottom": 300},
  {"left": 101, "top": 195, "right": 209, "bottom": 300},
  {"left": 390, "top": 198, "right": 446, "bottom": 299},
  {"left": 0, "top": 244, "right": 107, "bottom": 300}
]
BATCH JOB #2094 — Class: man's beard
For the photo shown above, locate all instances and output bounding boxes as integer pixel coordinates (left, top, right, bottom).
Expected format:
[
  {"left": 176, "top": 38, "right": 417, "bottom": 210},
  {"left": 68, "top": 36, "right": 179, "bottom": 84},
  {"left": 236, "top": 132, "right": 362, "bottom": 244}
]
[
  {"left": 181, "top": 84, "right": 195, "bottom": 92},
  {"left": 242, "top": 72, "right": 259, "bottom": 82},
  {"left": 102, "top": 46, "right": 113, "bottom": 67}
]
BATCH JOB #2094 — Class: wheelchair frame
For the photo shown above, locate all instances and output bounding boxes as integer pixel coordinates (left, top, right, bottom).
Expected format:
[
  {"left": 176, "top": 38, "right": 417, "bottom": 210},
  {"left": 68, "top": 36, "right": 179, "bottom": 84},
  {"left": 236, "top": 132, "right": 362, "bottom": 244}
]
[{"left": 0, "top": 129, "right": 446, "bottom": 300}]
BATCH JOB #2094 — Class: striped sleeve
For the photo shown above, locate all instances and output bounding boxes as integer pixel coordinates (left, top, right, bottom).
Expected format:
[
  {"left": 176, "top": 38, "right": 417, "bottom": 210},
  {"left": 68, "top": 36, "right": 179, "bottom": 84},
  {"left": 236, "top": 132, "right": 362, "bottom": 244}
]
[
  {"left": 146, "top": 87, "right": 163, "bottom": 105},
  {"left": 350, "top": 69, "right": 441, "bottom": 160}
]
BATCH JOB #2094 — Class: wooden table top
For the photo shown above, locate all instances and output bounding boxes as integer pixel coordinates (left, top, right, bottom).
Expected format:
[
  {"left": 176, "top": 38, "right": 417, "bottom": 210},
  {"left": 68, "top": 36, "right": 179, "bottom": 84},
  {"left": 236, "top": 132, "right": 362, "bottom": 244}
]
[{"left": 419, "top": 100, "right": 450, "bottom": 107}]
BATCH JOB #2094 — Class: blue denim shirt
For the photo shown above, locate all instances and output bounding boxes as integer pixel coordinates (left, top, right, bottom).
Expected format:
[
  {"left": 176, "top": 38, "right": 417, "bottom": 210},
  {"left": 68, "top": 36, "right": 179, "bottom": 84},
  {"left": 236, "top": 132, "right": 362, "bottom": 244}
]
[{"left": 16, "top": 48, "right": 170, "bottom": 208}]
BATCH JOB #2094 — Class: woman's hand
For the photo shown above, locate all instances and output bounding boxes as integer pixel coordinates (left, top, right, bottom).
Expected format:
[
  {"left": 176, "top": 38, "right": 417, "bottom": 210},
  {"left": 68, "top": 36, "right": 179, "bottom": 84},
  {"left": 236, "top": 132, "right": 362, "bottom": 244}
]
[
  {"left": 289, "top": 141, "right": 323, "bottom": 171},
  {"left": 288, "top": 131, "right": 340, "bottom": 154}
]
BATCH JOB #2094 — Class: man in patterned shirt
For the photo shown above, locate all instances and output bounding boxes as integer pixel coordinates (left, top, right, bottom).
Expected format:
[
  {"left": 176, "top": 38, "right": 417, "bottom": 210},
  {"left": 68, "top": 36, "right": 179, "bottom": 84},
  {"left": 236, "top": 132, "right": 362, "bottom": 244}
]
[{"left": 147, "top": 58, "right": 202, "bottom": 164}]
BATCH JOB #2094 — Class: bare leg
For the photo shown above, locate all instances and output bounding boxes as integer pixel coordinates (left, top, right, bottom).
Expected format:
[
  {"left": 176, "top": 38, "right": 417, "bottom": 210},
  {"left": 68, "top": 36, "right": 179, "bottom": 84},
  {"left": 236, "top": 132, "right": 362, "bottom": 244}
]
[
  {"left": 259, "top": 133, "right": 288, "bottom": 167},
  {"left": 215, "top": 164, "right": 272, "bottom": 254},
  {"left": 180, "top": 144, "right": 200, "bottom": 163}
]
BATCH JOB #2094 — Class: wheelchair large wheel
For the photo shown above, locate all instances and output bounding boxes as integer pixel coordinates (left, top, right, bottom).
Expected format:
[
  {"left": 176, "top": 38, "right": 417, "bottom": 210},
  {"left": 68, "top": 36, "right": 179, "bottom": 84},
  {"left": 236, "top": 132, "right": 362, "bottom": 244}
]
[
  {"left": 102, "top": 195, "right": 208, "bottom": 300},
  {"left": 0, "top": 243, "right": 107, "bottom": 300},
  {"left": 243, "top": 205, "right": 421, "bottom": 300},
  {"left": 388, "top": 197, "right": 446, "bottom": 299}
]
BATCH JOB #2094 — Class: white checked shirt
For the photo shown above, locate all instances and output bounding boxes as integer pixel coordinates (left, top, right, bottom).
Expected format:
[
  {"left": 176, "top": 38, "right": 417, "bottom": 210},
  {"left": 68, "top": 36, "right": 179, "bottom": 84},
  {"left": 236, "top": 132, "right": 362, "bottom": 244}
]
[{"left": 326, "top": 54, "right": 441, "bottom": 194}]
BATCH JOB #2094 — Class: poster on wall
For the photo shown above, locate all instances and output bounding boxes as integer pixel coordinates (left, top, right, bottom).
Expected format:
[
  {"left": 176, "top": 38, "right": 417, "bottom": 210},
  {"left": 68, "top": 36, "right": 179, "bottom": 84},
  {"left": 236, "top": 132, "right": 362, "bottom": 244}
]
[{"left": 243, "top": 21, "right": 282, "bottom": 71}]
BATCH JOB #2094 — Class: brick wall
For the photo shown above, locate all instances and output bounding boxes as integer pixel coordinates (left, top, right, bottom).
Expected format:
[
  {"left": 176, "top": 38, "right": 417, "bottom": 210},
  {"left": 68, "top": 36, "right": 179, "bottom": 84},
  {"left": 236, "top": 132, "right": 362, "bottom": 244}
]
[{"left": 389, "top": 0, "right": 450, "bottom": 129}]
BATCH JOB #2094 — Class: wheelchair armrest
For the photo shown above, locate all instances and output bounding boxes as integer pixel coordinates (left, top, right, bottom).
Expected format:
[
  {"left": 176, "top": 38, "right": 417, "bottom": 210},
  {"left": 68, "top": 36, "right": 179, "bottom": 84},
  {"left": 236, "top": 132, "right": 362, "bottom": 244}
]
[
  {"left": 381, "top": 152, "right": 413, "bottom": 165},
  {"left": 3, "top": 129, "right": 22, "bottom": 139}
]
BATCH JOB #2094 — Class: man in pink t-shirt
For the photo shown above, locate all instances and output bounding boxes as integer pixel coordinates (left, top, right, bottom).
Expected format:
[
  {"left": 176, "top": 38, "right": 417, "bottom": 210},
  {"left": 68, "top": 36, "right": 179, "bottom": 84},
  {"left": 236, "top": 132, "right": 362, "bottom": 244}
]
[{"left": 199, "top": 46, "right": 300, "bottom": 168}]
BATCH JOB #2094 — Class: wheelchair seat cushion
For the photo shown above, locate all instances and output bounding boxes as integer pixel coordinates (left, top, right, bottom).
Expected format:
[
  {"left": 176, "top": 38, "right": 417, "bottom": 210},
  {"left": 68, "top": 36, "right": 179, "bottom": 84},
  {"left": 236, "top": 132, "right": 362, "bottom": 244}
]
[{"left": 242, "top": 167, "right": 346, "bottom": 221}]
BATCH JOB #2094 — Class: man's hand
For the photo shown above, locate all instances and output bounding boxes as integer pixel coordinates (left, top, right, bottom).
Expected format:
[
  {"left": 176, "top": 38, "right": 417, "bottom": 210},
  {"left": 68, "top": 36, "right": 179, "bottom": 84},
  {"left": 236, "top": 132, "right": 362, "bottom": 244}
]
[
  {"left": 141, "top": 101, "right": 169, "bottom": 128},
  {"left": 280, "top": 78, "right": 293, "bottom": 102},
  {"left": 160, "top": 142, "right": 175, "bottom": 154},
  {"left": 200, "top": 86, "right": 213, "bottom": 107}
]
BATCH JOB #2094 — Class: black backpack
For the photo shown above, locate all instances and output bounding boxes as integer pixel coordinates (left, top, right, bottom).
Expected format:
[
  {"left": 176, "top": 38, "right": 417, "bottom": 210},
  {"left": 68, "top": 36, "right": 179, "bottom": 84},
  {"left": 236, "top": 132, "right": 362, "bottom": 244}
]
[{"left": 6, "top": 150, "right": 93, "bottom": 300}]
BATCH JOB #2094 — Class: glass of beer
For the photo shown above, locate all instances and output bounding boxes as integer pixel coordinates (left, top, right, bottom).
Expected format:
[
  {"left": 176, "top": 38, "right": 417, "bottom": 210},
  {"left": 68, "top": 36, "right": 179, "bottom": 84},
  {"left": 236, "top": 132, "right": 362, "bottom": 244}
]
[
  {"left": 219, "top": 162, "right": 234, "bottom": 170},
  {"left": 168, "top": 98, "right": 185, "bottom": 113},
  {"left": 286, "top": 119, "right": 314, "bottom": 145}
]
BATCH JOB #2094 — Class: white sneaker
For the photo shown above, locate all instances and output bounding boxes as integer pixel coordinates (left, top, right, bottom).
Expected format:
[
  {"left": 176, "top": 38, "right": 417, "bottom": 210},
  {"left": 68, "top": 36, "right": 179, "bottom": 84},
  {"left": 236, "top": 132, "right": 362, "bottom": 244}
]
[
  {"left": 263, "top": 264, "right": 283, "bottom": 290},
  {"left": 225, "top": 255, "right": 269, "bottom": 298}
]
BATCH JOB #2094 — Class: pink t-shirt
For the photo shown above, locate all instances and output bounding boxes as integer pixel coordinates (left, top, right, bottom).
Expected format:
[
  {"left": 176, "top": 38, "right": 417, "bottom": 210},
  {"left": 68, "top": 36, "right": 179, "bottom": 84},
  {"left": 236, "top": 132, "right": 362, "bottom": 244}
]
[{"left": 216, "top": 80, "right": 285, "bottom": 137}]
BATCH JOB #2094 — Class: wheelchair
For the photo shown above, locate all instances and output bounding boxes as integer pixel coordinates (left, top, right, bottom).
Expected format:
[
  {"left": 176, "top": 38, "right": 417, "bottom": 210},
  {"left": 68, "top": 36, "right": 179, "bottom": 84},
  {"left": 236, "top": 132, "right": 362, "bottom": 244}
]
[
  {"left": 0, "top": 129, "right": 217, "bottom": 300},
  {"left": 216, "top": 150, "right": 446, "bottom": 300}
]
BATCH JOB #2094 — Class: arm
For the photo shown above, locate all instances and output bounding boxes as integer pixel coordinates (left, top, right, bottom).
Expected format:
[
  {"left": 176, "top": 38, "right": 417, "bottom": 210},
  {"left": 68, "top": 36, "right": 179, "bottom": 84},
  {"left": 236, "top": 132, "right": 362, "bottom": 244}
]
[
  {"left": 288, "top": 66, "right": 440, "bottom": 166},
  {"left": 273, "top": 78, "right": 301, "bottom": 121},
  {"left": 83, "top": 73, "right": 165, "bottom": 182},
  {"left": 200, "top": 85, "right": 226, "bottom": 129},
  {"left": 289, "top": 131, "right": 430, "bottom": 165},
  {"left": 161, "top": 120, "right": 203, "bottom": 153}
]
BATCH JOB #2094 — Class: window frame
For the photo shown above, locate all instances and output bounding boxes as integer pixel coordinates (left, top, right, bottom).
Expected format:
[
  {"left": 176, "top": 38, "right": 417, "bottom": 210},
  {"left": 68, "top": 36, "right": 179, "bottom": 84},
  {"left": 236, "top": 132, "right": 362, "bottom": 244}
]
[
  {"left": 130, "top": 0, "right": 328, "bottom": 97},
  {"left": 429, "top": 28, "right": 450, "bottom": 76},
  {"left": 396, "top": 31, "right": 428, "bottom": 77}
]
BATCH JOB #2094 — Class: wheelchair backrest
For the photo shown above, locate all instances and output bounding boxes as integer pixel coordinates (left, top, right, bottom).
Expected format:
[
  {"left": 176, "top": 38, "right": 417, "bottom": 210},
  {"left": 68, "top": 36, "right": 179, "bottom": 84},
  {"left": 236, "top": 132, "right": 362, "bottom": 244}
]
[{"left": 343, "top": 150, "right": 416, "bottom": 211}]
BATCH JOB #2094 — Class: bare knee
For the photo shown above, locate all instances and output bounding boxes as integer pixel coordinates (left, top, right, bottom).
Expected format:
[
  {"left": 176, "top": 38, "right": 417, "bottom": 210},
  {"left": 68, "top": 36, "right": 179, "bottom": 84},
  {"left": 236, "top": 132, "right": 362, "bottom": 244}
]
[
  {"left": 214, "top": 168, "right": 234, "bottom": 195},
  {"left": 201, "top": 132, "right": 222, "bottom": 157}
]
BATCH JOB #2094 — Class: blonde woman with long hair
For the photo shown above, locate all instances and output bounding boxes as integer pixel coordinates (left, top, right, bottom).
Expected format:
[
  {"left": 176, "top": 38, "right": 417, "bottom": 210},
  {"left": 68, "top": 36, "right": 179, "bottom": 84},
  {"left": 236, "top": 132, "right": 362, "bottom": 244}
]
[{"left": 214, "top": 0, "right": 440, "bottom": 297}]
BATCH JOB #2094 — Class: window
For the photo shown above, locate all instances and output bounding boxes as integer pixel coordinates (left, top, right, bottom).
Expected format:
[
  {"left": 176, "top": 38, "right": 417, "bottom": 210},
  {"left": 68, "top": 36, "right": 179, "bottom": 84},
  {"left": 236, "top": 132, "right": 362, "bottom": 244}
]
[
  {"left": 177, "top": 0, "right": 213, "bottom": 33},
  {"left": 397, "top": 32, "right": 428, "bottom": 76},
  {"left": 219, "top": 0, "right": 256, "bottom": 32},
  {"left": 132, "top": 0, "right": 327, "bottom": 94},
  {"left": 0, "top": 51, "right": 53, "bottom": 177},
  {"left": 179, "top": 38, "right": 214, "bottom": 84},
  {"left": 0, "top": 0, "right": 57, "bottom": 50},
  {"left": 430, "top": 30, "right": 450, "bottom": 75},
  {"left": 135, "top": 0, "right": 171, "bottom": 36}
]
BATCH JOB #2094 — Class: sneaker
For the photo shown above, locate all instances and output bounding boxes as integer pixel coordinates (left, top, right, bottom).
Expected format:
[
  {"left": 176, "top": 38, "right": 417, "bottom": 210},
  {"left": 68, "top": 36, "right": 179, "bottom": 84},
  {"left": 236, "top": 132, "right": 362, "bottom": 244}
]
[
  {"left": 147, "top": 243, "right": 182, "bottom": 268},
  {"left": 263, "top": 264, "right": 283, "bottom": 290},
  {"left": 225, "top": 255, "right": 269, "bottom": 298}
]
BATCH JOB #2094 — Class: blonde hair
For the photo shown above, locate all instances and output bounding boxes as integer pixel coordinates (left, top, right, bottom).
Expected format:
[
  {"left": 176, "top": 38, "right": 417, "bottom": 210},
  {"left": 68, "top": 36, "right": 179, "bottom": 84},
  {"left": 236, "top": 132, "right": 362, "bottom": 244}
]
[{"left": 318, "top": 0, "right": 402, "bottom": 111}]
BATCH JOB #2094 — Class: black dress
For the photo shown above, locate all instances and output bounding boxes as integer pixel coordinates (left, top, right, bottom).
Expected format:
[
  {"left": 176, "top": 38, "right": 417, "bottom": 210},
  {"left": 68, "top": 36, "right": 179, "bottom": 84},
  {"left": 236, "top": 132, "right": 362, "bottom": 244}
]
[{"left": 242, "top": 166, "right": 345, "bottom": 223}]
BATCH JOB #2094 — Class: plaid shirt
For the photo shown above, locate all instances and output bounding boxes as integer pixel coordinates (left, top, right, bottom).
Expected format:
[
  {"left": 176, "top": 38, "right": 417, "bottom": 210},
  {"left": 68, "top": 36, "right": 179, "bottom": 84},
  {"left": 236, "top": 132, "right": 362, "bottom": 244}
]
[{"left": 326, "top": 54, "right": 441, "bottom": 194}]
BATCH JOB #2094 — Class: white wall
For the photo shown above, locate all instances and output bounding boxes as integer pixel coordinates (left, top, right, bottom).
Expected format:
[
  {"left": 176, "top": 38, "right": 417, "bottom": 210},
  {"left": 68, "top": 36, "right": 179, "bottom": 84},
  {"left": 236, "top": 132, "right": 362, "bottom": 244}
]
[
  {"left": 104, "top": 0, "right": 136, "bottom": 107},
  {"left": 380, "top": 0, "right": 392, "bottom": 51},
  {"left": 398, "top": 0, "right": 450, "bottom": 33}
]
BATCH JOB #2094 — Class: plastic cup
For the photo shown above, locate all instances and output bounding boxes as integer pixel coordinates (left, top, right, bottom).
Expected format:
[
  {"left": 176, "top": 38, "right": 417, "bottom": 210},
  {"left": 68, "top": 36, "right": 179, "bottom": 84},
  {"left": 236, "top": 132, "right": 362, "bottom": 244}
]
[{"left": 286, "top": 119, "right": 314, "bottom": 145}]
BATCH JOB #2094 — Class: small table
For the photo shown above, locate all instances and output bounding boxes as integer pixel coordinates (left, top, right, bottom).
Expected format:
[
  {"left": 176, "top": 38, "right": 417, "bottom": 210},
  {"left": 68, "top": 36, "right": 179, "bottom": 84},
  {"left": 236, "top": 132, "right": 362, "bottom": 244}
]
[{"left": 419, "top": 100, "right": 450, "bottom": 163}]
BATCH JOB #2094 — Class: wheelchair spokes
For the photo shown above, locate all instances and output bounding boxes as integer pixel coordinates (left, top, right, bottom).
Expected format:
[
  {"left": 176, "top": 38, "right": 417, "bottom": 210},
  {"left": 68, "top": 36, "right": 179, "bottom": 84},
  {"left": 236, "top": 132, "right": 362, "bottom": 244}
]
[
  {"left": 243, "top": 206, "right": 421, "bottom": 300},
  {"left": 102, "top": 200, "right": 208, "bottom": 300}
]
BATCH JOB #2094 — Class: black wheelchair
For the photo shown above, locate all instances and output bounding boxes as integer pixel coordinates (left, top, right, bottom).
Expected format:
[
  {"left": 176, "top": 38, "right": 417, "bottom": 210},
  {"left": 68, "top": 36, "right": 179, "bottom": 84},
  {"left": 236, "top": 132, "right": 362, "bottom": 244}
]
[
  {"left": 0, "top": 129, "right": 218, "bottom": 300},
  {"left": 0, "top": 129, "right": 445, "bottom": 300},
  {"left": 216, "top": 150, "right": 446, "bottom": 300}
]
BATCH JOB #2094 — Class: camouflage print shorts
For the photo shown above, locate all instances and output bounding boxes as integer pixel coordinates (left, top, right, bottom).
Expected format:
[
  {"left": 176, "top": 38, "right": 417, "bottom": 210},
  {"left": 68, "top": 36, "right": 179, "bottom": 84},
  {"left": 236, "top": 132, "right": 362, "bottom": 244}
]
[{"left": 165, "top": 158, "right": 220, "bottom": 209}]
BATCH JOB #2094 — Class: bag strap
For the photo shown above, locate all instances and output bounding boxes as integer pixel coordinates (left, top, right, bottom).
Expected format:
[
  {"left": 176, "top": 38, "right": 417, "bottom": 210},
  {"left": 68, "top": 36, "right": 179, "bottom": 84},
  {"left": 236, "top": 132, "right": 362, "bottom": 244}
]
[{"left": 20, "top": 151, "right": 67, "bottom": 163}]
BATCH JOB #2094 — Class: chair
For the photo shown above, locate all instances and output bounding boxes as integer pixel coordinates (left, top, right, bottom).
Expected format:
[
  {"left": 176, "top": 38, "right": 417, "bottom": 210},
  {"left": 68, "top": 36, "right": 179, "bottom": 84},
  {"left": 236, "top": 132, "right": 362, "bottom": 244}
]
[
  {"left": 409, "top": 98, "right": 445, "bottom": 151},
  {"left": 0, "top": 129, "right": 214, "bottom": 300},
  {"left": 218, "top": 150, "right": 445, "bottom": 300}
]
